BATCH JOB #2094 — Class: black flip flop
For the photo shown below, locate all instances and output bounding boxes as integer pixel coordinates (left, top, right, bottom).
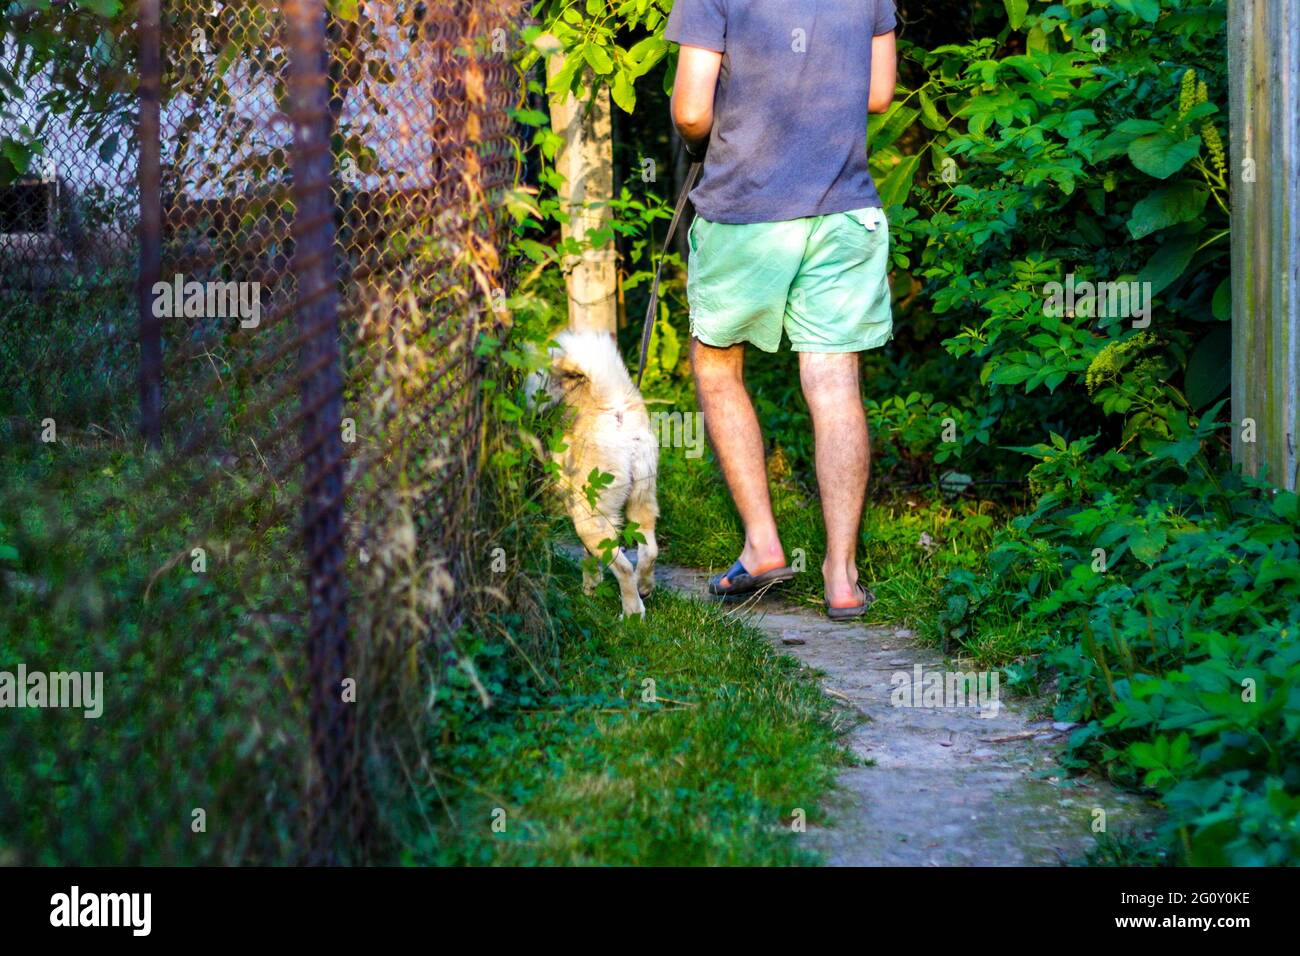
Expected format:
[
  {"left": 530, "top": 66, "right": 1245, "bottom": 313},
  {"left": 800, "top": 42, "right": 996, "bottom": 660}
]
[
  {"left": 826, "top": 585, "right": 876, "bottom": 621},
  {"left": 708, "top": 559, "right": 796, "bottom": 597}
]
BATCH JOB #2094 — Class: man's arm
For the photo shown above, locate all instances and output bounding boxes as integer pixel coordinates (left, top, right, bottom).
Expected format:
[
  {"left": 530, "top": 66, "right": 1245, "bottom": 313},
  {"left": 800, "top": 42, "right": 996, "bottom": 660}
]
[
  {"left": 671, "top": 46, "right": 723, "bottom": 156},
  {"left": 868, "top": 31, "right": 897, "bottom": 114}
]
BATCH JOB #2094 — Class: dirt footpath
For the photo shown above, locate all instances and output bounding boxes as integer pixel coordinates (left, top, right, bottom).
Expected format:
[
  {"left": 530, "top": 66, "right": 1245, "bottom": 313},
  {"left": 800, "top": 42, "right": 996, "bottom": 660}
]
[{"left": 656, "top": 563, "right": 1158, "bottom": 866}]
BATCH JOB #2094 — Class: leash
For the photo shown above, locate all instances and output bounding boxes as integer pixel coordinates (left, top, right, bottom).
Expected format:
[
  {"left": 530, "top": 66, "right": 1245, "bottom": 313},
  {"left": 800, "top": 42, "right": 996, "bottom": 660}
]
[{"left": 635, "top": 160, "right": 702, "bottom": 388}]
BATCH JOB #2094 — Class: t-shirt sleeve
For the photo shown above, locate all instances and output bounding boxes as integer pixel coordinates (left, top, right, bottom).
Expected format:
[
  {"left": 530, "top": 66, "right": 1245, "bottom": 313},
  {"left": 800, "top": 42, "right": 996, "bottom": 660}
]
[
  {"left": 664, "top": 0, "right": 727, "bottom": 53},
  {"left": 873, "top": 0, "right": 898, "bottom": 35}
]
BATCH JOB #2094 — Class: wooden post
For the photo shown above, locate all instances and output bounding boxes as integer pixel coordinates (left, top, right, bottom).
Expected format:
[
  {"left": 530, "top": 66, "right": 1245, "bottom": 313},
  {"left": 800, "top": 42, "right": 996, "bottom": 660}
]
[
  {"left": 1228, "top": 0, "right": 1300, "bottom": 490},
  {"left": 547, "top": 54, "right": 618, "bottom": 335}
]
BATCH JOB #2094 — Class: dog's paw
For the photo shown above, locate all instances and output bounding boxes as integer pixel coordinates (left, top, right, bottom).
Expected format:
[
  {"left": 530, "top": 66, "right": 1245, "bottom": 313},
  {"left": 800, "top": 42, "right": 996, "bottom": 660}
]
[
  {"left": 619, "top": 597, "right": 646, "bottom": 620},
  {"left": 637, "top": 578, "right": 655, "bottom": 599}
]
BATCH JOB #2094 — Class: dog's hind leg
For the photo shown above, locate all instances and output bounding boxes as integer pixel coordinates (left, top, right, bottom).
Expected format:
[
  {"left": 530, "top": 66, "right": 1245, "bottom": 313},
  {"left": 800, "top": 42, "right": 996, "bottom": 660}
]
[
  {"left": 580, "top": 558, "right": 602, "bottom": 595},
  {"left": 571, "top": 505, "right": 645, "bottom": 618},
  {"left": 626, "top": 473, "right": 658, "bottom": 599}
]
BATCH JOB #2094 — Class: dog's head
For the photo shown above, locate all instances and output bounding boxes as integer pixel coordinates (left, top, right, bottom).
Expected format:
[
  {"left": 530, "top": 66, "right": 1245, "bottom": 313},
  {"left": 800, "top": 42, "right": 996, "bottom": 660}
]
[{"left": 524, "top": 336, "right": 594, "bottom": 411}]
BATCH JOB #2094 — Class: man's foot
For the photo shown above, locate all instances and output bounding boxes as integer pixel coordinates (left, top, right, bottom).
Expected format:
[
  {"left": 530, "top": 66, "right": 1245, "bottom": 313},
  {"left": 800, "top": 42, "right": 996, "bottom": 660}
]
[
  {"left": 823, "top": 559, "right": 863, "bottom": 607},
  {"left": 709, "top": 545, "right": 796, "bottom": 596},
  {"left": 714, "top": 537, "right": 785, "bottom": 589},
  {"left": 824, "top": 560, "right": 873, "bottom": 618},
  {"left": 825, "top": 583, "right": 875, "bottom": 621}
]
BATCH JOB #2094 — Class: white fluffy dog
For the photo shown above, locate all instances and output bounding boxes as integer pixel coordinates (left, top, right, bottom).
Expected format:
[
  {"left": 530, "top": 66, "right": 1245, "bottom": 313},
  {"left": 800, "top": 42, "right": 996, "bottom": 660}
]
[{"left": 529, "top": 330, "right": 658, "bottom": 617}]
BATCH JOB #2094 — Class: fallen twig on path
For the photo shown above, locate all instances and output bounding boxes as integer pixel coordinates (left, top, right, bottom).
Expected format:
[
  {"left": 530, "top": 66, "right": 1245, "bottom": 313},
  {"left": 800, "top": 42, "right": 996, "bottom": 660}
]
[{"left": 981, "top": 731, "right": 1043, "bottom": 743}]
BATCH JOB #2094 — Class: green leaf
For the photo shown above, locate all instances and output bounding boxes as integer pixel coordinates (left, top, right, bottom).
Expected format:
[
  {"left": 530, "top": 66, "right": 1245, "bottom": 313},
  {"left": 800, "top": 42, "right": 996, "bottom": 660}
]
[
  {"left": 1151, "top": 437, "right": 1202, "bottom": 468},
  {"left": 1127, "top": 183, "right": 1208, "bottom": 240},
  {"left": 1270, "top": 491, "right": 1299, "bottom": 523},
  {"left": 626, "top": 36, "right": 667, "bottom": 77},
  {"left": 611, "top": 70, "right": 635, "bottom": 112},
  {"left": 1212, "top": 276, "right": 1232, "bottom": 321},
  {"left": 1129, "top": 131, "right": 1201, "bottom": 179},
  {"left": 332, "top": 0, "right": 359, "bottom": 22},
  {"left": 939, "top": 471, "right": 973, "bottom": 494},
  {"left": 97, "top": 131, "right": 119, "bottom": 164},
  {"left": 1114, "top": 0, "right": 1162, "bottom": 23},
  {"left": 0, "top": 64, "right": 20, "bottom": 100},
  {"left": 876, "top": 153, "right": 921, "bottom": 209},
  {"left": 1003, "top": 0, "right": 1029, "bottom": 30},
  {"left": 0, "top": 138, "right": 34, "bottom": 177},
  {"left": 510, "top": 107, "right": 550, "bottom": 127},
  {"left": 869, "top": 105, "right": 920, "bottom": 152},
  {"left": 1136, "top": 234, "right": 1196, "bottom": 296},
  {"left": 548, "top": 51, "right": 583, "bottom": 95},
  {"left": 1183, "top": 324, "right": 1232, "bottom": 410},
  {"left": 1129, "top": 525, "right": 1167, "bottom": 564},
  {"left": 918, "top": 90, "right": 944, "bottom": 130},
  {"left": 657, "top": 315, "right": 680, "bottom": 372},
  {"left": 75, "top": 0, "right": 121, "bottom": 15},
  {"left": 583, "top": 43, "right": 613, "bottom": 75}
]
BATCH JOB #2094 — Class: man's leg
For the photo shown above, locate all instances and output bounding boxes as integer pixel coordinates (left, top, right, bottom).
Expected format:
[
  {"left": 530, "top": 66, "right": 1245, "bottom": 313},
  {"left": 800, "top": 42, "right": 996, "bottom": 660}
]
[
  {"left": 799, "top": 351, "right": 869, "bottom": 607},
  {"left": 691, "top": 337, "right": 785, "bottom": 584}
]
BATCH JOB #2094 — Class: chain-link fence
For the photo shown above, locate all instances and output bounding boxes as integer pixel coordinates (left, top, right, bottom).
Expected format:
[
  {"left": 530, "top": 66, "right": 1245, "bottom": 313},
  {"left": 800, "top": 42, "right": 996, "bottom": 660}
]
[{"left": 0, "top": 0, "right": 522, "bottom": 864}]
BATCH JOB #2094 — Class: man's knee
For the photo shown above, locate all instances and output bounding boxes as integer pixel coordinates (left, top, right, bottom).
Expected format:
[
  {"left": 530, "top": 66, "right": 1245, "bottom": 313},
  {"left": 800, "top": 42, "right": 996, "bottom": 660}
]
[
  {"left": 691, "top": 337, "right": 745, "bottom": 389},
  {"left": 799, "top": 352, "right": 860, "bottom": 401}
]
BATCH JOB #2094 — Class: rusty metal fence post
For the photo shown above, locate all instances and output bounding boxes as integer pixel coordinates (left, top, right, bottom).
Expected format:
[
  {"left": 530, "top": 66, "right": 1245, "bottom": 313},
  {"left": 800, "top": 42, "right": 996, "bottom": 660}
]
[
  {"left": 137, "top": 0, "right": 162, "bottom": 449},
  {"left": 286, "top": 0, "right": 355, "bottom": 864}
]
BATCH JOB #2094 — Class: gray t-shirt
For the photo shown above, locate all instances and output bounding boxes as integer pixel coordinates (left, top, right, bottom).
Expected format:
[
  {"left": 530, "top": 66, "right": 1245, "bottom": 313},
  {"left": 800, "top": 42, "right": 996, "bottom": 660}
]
[{"left": 665, "top": 0, "right": 897, "bottom": 224}]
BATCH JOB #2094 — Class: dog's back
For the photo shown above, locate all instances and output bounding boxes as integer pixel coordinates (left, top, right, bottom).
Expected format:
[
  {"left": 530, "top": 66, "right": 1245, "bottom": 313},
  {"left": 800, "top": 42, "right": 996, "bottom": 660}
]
[
  {"left": 547, "top": 330, "right": 659, "bottom": 617},
  {"left": 550, "top": 330, "right": 641, "bottom": 411},
  {"left": 550, "top": 330, "right": 655, "bottom": 488}
]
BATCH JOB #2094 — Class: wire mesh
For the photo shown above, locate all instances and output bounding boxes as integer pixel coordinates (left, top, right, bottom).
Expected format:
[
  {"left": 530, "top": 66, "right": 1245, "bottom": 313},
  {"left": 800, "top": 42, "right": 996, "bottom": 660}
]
[{"left": 0, "top": 0, "right": 521, "bottom": 865}]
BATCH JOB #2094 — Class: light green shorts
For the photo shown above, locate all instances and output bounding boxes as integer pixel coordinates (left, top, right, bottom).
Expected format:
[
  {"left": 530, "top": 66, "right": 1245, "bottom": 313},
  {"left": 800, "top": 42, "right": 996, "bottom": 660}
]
[{"left": 686, "top": 206, "right": 893, "bottom": 353}]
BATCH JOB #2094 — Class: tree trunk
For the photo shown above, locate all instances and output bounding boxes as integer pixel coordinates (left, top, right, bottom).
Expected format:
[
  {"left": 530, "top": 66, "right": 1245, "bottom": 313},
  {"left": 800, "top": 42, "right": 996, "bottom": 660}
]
[
  {"left": 1228, "top": 0, "right": 1300, "bottom": 490},
  {"left": 547, "top": 56, "right": 618, "bottom": 335}
]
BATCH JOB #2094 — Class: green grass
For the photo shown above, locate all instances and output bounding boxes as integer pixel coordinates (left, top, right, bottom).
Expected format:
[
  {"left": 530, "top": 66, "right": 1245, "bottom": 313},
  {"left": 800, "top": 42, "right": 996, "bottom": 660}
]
[
  {"left": 651, "top": 439, "right": 1034, "bottom": 665},
  {"left": 416, "top": 561, "right": 848, "bottom": 865},
  {"left": 0, "top": 288, "right": 846, "bottom": 867},
  {"left": 0, "top": 419, "right": 313, "bottom": 864}
]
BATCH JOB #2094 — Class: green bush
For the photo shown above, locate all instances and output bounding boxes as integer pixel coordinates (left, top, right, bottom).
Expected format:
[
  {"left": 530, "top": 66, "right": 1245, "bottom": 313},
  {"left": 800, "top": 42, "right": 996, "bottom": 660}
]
[
  {"left": 967, "top": 439, "right": 1300, "bottom": 864},
  {"left": 854, "top": 0, "right": 1300, "bottom": 865}
]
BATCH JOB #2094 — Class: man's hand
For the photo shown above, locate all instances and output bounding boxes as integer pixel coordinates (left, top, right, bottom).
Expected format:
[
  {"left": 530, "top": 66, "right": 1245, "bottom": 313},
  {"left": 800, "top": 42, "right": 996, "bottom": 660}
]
[
  {"left": 671, "top": 45, "right": 723, "bottom": 156},
  {"left": 868, "top": 31, "right": 897, "bottom": 114}
]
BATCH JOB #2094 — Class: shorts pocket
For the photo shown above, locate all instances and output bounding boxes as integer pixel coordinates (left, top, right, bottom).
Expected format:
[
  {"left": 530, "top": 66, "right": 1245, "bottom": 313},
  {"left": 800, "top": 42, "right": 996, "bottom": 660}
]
[
  {"left": 845, "top": 207, "right": 886, "bottom": 232},
  {"left": 687, "top": 214, "right": 702, "bottom": 254}
]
